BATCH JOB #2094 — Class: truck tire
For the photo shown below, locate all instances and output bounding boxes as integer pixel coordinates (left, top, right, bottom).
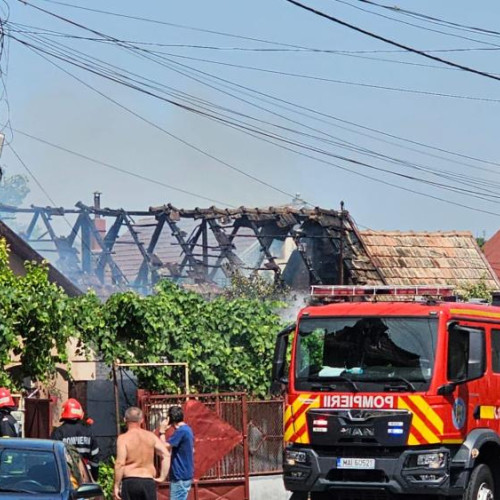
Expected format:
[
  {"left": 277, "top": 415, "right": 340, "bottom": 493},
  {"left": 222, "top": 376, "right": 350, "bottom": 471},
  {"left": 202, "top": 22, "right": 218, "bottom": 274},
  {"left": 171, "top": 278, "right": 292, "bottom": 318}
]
[{"left": 464, "top": 463, "right": 494, "bottom": 500}]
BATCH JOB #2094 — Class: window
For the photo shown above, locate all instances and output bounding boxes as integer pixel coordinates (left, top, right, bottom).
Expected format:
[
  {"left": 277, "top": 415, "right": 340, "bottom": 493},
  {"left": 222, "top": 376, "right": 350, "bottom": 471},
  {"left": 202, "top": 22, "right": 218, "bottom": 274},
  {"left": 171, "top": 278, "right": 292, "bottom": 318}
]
[
  {"left": 447, "top": 325, "right": 485, "bottom": 382},
  {"left": 492, "top": 329, "right": 500, "bottom": 373},
  {"left": 295, "top": 316, "right": 438, "bottom": 391},
  {"left": 0, "top": 448, "right": 60, "bottom": 493}
]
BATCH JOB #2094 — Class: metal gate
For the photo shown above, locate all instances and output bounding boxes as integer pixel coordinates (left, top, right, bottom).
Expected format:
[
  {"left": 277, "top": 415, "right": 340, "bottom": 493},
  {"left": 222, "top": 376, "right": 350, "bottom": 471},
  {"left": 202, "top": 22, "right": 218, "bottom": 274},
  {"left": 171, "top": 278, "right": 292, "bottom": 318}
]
[{"left": 138, "top": 391, "right": 250, "bottom": 500}]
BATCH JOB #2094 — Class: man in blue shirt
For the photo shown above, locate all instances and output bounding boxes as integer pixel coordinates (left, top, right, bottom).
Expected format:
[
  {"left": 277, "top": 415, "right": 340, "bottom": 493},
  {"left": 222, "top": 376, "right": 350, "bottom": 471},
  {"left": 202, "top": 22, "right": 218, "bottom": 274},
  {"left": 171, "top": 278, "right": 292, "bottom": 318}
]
[{"left": 159, "top": 406, "right": 194, "bottom": 500}]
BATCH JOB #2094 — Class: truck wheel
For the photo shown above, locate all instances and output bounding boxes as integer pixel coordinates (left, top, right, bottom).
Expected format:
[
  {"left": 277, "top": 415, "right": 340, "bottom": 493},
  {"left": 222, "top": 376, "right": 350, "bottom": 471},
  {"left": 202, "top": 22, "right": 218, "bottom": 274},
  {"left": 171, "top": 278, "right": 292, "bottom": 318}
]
[{"left": 464, "top": 464, "right": 494, "bottom": 500}]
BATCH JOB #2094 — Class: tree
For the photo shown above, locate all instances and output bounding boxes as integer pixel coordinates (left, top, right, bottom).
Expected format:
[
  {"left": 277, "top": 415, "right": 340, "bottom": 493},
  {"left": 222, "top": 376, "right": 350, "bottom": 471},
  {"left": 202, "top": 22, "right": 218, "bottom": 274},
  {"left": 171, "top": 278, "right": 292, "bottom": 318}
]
[
  {"left": 0, "top": 171, "right": 30, "bottom": 226},
  {"left": 0, "top": 238, "right": 73, "bottom": 387},
  {"left": 77, "top": 279, "right": 286, "bottom": 396},
  {"left": 0, "top": 238, "right": 287, "bottom": 397},
  {"left": 457, "top": 277, "right": 493, "bottom": 303}
]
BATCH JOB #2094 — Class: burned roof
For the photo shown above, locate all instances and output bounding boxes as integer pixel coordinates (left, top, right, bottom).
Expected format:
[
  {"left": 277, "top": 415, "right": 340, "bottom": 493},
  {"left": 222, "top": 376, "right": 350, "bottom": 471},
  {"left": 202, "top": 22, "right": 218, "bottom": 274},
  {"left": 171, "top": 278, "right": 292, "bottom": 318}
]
[{"left": 360, "top": 230, "right": 499, "bottom": 289}]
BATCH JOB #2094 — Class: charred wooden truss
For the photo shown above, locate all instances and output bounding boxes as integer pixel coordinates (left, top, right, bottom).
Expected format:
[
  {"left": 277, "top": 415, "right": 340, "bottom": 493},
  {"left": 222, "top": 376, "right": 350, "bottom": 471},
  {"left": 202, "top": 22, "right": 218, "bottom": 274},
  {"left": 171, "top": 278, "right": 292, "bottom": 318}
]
[{"left": 0, "top": 202, "right": 385, "bottom": 293}]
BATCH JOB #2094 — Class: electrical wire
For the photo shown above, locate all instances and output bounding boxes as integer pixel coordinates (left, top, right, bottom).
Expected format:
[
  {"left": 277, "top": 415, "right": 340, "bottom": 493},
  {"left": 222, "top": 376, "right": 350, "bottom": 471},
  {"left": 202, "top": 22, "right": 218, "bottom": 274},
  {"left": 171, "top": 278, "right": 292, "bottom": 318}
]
[
  {"left": 15, "top": 9, "right": 500, "bottom": 174},
  {"left": 14, "top": 31, "right": 500, "bottom": 204},
  {"left": 146, "top": 50, "right": 500, "bottom": 104},
  {"left": 4, "top": 21, "right": 467, "bottom": 74},
  {"left": 15, "top": 30, "right": 500, "bottom": 204},
  {"left": 11, "top": 1, "right": 500, "bottom": 217},
  {"left": 284, "top": 0, "right": 500, "bottom": 82},
  {"left": 332, "top": 0, "right": 500, "bottom": 49},
  {"left": 357, "top": 0, "right": 500, "bottom": 39},
  {"left": 9, "top": 25, "right": 500, "bottom": 215},
  {"left": 12, "top": 129, "right": 234, "bottom": 207},
  {"left": 11, "top": 34, "right": 299, "bottom": 202}
]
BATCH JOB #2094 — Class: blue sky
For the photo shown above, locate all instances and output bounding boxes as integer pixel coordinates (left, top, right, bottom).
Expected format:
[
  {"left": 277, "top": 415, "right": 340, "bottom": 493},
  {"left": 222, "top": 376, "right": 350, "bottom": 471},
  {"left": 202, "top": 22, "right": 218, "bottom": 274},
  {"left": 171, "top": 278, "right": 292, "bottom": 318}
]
[{"left": 2, "top": 0, "right": 500, "bottom": 236}]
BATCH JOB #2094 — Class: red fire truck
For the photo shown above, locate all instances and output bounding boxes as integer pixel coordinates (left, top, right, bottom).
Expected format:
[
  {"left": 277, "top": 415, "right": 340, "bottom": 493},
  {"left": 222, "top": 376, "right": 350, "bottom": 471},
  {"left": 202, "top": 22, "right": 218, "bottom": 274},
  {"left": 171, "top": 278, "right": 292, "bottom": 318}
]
[{"left": 272, "top": 285, "right": 500, "bottom": 500}]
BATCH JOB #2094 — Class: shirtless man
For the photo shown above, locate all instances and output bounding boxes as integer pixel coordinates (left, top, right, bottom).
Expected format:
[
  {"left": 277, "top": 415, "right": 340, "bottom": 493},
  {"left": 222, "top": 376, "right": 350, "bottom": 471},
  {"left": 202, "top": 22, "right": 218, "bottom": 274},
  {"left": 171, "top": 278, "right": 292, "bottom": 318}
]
[{"left": 114, "top": 407, "right": 170, "bottom": 500}]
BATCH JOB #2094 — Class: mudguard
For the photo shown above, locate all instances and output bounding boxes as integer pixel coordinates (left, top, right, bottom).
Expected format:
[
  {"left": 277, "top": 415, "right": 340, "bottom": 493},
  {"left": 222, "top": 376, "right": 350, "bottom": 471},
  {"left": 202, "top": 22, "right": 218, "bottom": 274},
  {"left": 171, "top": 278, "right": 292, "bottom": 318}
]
[{"left": 452, "top": 428, "right": 500, "bottom": 469}]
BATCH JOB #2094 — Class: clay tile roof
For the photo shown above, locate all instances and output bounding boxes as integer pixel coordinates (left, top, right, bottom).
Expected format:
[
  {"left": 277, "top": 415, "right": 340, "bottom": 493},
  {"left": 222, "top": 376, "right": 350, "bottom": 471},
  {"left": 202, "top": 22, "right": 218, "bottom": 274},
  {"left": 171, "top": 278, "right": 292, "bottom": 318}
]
[{"left": 360, "top": 230, "right": 500, "bottom": 289}]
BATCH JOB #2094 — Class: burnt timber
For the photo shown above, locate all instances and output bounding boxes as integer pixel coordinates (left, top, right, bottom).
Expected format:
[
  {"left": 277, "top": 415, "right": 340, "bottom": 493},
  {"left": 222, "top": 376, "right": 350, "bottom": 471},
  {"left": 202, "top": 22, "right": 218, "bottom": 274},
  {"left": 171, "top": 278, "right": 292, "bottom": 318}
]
[{"left": 0, "top": 202, "right": 385, "bottom": 294}]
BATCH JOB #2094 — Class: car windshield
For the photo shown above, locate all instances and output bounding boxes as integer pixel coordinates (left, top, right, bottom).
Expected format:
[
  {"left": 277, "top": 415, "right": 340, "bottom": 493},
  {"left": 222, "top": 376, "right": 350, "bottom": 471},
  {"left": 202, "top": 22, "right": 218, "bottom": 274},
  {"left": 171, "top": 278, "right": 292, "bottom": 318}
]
[
  {"left": 295, "top": 316, "right": 438, "bottom": 391},
  {"left": 0, "top": 448, "right": 60, "bottom": 494}
]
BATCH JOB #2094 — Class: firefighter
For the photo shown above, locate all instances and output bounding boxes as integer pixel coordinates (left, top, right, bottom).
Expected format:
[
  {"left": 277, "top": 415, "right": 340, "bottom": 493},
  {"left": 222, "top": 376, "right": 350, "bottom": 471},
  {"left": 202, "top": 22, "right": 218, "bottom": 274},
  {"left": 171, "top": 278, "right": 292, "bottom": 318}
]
[
  {"left": 51, "top": 398, "right": 100, "bottom": 480},
  {"left": 0, "top": 388, "right": 20, "bottom": 438}
]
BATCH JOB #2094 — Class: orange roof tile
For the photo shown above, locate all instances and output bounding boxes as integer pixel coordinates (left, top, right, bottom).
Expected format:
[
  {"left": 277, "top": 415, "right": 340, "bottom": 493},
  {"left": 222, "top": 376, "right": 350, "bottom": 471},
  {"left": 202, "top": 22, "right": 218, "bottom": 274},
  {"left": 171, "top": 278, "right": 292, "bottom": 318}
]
[{"left": 360, "top": 230, "right": 499, "bottom": 289}]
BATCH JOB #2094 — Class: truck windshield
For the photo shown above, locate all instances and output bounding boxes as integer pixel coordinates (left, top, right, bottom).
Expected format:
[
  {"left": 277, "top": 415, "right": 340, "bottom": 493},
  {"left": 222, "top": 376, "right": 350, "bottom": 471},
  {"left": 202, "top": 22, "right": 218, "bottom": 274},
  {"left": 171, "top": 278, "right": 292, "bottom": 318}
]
[{"left": 295, "top": 316, "right": 438, "bottom": 391}]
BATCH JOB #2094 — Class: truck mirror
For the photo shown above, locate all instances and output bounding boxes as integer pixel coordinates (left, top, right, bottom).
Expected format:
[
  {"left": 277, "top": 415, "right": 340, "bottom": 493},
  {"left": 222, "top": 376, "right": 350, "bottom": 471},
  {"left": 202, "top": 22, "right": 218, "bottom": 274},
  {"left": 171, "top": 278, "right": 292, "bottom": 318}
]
[{"left": 271, "top": 324, "right": 295, "bottom": 396}]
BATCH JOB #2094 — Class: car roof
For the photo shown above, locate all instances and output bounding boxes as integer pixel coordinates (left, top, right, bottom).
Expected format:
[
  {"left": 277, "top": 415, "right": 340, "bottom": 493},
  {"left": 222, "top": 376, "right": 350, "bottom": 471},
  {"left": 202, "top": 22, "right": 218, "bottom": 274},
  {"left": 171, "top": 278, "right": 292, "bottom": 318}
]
[{"left": 0, "top": 438, "right": 63, "bottom": 452}]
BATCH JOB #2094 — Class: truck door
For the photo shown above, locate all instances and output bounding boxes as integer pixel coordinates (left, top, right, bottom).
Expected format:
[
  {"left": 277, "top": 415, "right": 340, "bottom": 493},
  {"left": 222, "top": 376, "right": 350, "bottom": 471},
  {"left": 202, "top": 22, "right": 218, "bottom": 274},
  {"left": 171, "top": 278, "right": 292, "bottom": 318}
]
[
  {"left": 481, "top": 327, "right": 500, "bottom": 429},
  {"left": 446, "top": 324, "right": 485, "bottom": 435}
]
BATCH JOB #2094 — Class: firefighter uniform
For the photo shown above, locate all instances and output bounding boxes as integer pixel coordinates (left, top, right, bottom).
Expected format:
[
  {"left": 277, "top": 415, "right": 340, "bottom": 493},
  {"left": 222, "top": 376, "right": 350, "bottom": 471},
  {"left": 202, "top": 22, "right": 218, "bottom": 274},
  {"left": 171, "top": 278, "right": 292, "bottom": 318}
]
[
  {"left": 51, "top": 399, "right": 100, "bottom": 480},
  {"left": 0, "top": 388, "right": 20, "bottom": 438}
]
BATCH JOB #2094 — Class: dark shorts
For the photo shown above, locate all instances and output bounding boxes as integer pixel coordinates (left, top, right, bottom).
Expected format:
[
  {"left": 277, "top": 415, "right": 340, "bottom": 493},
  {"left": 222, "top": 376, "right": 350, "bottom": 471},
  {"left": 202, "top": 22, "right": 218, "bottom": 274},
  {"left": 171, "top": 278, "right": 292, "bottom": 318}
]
[{"left": 121, "top": 477, "right": 157, "bottom": 500}]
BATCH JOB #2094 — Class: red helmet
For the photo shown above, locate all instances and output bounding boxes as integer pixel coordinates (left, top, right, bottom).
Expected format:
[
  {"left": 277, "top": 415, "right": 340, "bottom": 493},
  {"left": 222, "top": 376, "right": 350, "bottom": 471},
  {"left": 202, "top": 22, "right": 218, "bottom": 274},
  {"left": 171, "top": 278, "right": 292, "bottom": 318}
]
[
  {"left": 0, "top": 388, "right": 14, "bottom": 408},
  {"left": 61, "top": 399, "right": 84, "bottom": 420}
]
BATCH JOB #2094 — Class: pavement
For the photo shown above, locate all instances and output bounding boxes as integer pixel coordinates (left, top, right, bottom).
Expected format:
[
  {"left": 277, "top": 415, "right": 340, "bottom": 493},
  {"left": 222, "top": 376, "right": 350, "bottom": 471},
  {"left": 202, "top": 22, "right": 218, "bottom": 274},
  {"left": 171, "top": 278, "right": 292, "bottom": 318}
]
[{"left": 250, "top": 475, "right": 291, "bottom": 500}]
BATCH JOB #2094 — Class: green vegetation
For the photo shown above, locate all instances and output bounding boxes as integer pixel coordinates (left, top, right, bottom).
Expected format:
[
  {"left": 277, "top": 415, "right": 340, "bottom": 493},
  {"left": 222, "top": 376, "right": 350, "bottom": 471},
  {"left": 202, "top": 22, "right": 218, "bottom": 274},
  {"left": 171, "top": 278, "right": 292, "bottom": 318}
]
[{"left": 0, "top": 238, "right": 285, "bottom": 396}]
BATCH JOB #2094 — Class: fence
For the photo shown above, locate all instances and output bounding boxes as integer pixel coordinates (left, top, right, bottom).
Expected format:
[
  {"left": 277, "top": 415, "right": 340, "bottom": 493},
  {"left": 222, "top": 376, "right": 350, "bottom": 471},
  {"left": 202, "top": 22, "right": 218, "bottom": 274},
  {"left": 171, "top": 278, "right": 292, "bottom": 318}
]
[{"left": 138, "top": 392, "right": 285, "bottom": 500}]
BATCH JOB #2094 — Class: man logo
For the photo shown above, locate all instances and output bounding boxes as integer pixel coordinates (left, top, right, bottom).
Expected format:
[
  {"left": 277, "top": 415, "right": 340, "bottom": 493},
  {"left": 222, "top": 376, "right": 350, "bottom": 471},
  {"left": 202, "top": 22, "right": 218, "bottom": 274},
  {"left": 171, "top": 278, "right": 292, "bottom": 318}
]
[{"left": 339, "top": 427, "right": 375, "bottom": 437}]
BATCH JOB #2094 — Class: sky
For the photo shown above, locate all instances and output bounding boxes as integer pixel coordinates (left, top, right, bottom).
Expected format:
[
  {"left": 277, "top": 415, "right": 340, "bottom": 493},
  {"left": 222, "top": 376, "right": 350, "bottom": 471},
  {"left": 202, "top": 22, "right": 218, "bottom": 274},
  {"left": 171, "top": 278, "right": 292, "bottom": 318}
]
[{"left": 1, "top": 0, "right": 500, "bottom": 237}]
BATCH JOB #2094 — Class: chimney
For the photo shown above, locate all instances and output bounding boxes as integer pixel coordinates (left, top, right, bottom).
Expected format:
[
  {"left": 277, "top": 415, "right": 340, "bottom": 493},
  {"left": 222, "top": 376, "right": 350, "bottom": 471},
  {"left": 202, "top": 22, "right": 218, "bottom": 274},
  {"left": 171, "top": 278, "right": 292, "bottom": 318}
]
[{"left": 92, "top": 192, "right": 106, "bottom": 250}]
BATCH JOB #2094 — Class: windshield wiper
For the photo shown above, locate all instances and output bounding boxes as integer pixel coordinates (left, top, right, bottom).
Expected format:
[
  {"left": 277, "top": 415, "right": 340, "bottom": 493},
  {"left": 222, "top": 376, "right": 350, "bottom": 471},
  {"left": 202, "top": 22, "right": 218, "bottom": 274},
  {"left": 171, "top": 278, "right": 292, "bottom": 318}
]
[
  {"left": 309, "top": 375, "right": 360, "bottom": 392},
  {"left": 376, "top": 376, "right": 418, "bottom": 392}
]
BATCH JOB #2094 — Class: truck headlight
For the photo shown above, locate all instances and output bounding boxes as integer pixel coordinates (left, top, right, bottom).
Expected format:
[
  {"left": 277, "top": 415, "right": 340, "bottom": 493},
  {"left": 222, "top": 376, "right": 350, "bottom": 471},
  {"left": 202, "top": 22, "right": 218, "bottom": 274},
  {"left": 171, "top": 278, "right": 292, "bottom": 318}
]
[
  {"left": 416, "top": 452, "right": 447, "bottom": 469},
  {"left": 285, "top": 449, "right": 307, "bottom": 465}
]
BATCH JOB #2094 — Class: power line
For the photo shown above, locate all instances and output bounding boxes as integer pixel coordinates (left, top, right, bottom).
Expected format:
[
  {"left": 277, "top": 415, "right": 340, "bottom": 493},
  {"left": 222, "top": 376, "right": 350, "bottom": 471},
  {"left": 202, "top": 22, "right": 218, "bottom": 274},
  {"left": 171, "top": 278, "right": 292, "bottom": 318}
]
[
  {"left": 13, "top": 1, "right": 500, "bottom": 215},
  {"left": 13, "top": 34, "right": 299, "bottom": 203},
  {"left": 14, "top": 24, "right": 500, "bottom": 208},
  {"left": 16, "top": 28, "right": 500, "bottom": 205},
  {"left": 284, "top": 0, "right": 500, "bottom": 82},
  {"left": 357, "top": 0, "right": 500, "bottom": 39},
  {"left": 7, "top": 143, "right": 58, "bottom": 206},
  {"left": 333, "top": 0, "right": 500, "bottom": 49},
  {"left": 149, "top": 50, "right": 500, "bottom": 104},
  {"left": 33, "top": 0, "right": 500, "bottom": 55},
  {"left": 12, "top": 129, "right": 234, "bottom": 207}
]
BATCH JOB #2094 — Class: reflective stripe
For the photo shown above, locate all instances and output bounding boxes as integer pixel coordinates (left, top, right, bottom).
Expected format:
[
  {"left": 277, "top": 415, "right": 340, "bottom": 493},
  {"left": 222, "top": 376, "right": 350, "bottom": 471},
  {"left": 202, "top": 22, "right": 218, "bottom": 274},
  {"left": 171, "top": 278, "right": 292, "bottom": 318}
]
[
  {"left": 91, "top": 448, "right": 99, "bottom": 456},
  {"left": 75, "top": 447, "right": 92, "bottom": 454}
]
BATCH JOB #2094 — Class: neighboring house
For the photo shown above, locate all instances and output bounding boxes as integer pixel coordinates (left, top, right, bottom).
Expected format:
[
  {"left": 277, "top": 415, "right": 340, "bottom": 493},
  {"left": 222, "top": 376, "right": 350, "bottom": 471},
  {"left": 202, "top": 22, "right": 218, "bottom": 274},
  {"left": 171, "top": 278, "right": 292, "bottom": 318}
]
[
  {"left": 483, "top": 230, "right": 500, "bottom": 283},
  {"left": 360, "top": 230, "right": 500, "bottom": 289}
]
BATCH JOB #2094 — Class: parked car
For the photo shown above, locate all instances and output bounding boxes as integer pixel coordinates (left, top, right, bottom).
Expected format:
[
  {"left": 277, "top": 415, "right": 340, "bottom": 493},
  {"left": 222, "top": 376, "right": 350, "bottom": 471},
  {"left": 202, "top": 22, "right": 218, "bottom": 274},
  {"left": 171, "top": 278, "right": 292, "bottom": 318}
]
[{"left": 0, "top": 438, "right": 103, "bottom": 499}]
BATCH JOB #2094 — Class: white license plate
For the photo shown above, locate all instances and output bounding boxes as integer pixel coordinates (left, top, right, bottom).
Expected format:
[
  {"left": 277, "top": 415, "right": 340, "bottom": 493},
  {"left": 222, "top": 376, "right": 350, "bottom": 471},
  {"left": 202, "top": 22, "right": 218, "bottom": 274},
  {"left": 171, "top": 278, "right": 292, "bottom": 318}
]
[{"left": 336, "top": 458, "right": 375, "bottom": 470}]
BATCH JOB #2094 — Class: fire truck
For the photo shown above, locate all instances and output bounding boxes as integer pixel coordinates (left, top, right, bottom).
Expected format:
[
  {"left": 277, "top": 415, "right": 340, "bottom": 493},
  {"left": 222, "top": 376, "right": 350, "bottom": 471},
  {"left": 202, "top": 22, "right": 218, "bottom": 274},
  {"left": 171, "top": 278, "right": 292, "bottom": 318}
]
[{"left": 272, "top": 285, "right": 500, "bottom": 500}]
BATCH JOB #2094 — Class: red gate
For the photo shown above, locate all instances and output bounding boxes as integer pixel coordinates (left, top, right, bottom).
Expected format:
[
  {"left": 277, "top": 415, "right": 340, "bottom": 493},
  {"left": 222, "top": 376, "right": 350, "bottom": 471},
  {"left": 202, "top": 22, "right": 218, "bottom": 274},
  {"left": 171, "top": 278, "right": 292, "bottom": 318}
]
[{"left": 138, "top": 391, "right": 250, "bottom": 500}]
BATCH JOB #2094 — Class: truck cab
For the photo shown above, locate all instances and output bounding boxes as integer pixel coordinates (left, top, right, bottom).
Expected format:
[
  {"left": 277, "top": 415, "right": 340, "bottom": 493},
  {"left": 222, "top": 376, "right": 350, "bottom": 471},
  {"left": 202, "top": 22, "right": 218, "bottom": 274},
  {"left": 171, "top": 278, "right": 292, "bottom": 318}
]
[{"left": 272, "top": 285, "right": 500, "bottom": 500}]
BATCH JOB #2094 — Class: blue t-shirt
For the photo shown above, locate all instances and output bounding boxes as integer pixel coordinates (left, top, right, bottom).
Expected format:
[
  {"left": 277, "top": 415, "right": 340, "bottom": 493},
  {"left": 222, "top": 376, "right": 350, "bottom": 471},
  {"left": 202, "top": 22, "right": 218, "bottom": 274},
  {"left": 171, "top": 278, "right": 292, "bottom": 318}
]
[{"left": 168, "top": 424, "right": 194, "bottom": 481}]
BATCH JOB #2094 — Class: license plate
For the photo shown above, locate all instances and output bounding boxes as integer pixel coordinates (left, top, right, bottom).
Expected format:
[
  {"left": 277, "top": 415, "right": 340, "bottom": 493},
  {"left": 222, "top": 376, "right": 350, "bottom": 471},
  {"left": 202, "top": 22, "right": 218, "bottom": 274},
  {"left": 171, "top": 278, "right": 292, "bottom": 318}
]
[{"left": 337, "top": 458, "right": 375, "bottom": 470}]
